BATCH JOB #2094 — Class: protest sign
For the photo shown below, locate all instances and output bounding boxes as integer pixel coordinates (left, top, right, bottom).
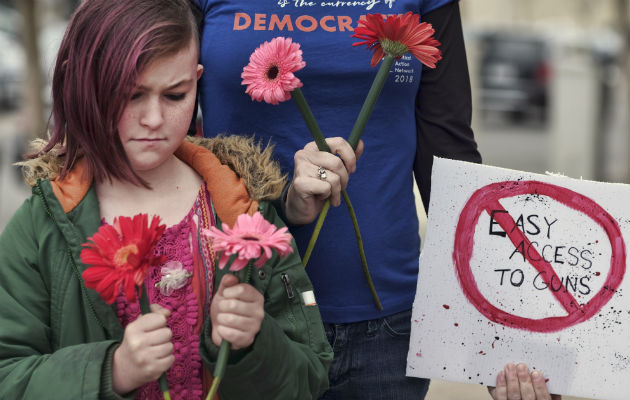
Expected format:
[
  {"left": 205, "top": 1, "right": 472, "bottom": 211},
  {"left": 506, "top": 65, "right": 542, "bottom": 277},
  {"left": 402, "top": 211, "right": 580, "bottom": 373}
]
[{"left": 406, "top": 157, "right": 629, "bottom": 400}]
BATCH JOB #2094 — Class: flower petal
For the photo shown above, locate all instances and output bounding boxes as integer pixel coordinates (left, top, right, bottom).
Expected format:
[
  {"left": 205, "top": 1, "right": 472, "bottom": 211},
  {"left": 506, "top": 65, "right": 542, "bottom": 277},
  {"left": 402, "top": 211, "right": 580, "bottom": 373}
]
[
  {"left": 80, "top": 213, "right": 165, "bottom": 303},
  {"left": 201, "top": 211, "right": 293, "bottom": 270},
  {"left": 351, "top": 12, "right": 442, "bottom": 68}
]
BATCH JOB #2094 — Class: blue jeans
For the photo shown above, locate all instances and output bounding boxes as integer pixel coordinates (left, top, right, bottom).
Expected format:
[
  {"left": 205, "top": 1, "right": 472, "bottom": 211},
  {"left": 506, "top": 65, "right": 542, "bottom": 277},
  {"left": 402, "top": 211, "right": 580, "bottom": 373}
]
[{"left": 319, "top": 308, "right": 430, "bottom": 400}]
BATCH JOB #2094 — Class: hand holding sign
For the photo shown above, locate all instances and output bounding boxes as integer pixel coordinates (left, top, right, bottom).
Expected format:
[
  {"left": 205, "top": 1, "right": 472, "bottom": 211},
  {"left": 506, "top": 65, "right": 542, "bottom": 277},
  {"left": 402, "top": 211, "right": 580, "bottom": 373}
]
[{"left": 488, "top": 363, "right": 561, "bottom": 400}]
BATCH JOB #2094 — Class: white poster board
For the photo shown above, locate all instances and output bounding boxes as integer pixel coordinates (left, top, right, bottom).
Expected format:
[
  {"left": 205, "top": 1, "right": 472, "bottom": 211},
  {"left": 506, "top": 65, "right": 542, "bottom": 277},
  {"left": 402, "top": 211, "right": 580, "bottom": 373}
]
[{"left": 406, "top": 157, "right": 630, "bottom": 400}]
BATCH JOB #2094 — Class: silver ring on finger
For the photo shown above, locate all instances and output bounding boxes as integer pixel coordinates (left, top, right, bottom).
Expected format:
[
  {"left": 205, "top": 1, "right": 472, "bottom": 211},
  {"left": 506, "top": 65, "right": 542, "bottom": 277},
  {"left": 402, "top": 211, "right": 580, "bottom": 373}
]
[{"left": 317, "top": 166, "right": 327, "bottom": 181}]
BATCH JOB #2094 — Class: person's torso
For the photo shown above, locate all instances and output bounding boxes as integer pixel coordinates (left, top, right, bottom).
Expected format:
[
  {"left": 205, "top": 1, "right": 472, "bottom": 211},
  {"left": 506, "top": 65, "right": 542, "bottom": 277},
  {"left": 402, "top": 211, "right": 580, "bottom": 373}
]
[{"left": 196, "top": 0, "right": 452, "bottom": 322}]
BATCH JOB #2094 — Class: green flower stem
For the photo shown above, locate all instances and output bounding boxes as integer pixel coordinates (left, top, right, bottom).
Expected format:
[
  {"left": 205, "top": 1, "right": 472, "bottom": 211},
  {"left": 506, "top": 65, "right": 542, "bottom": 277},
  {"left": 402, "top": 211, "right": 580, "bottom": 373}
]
[
  {"left": 206, "top": 340, "right": 229, "bottom": 400},
  {"left": 341, "top": 191, "right": 382, "bottom": 310},
  {"left": 347, "top": 54, "right": 395, "bottom": 150},
  {"left": 206, "top": 262, "right": 252, "bottom": 400},
  {"left": 301, "top": 200, "right": 330, "bottom": 267},
  {"left": 291, "top": 88, "right": 331, "bottom": 153},
  {"left": 292, "top": 87, "right": 334, "bottom": 269},
  {"left": 139, "top": 287, "right": 171, "bottom": 400},
  {"left": 291, "top": 87, "right": 381, "bottom": 310}
]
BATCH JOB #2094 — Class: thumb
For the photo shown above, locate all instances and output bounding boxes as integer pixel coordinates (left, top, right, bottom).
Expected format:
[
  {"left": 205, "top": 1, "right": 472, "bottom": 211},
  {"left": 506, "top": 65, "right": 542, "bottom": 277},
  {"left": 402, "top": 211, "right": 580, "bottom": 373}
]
[
  {"left": 355, "top": 139, "right": 365, "bottom": 161},
  {"left": 217, "top": 273, "right": 239, "bottom": 294},
  {"left": 149, "top": 303, "right": 171, "bottom": 318}
]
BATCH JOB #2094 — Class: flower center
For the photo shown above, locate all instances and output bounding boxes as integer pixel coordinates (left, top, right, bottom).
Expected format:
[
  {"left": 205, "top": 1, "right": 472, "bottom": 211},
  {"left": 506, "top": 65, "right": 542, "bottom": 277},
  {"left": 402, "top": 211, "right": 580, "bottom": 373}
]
[
  {"left": 113, "top": 244, "right": 139, "bottom": 267},
  {"left": 241, "top": 235, "right": 261, "bottom": 241},
  {"left": 266, "top": 65, "right": 279, "bottom": 81}
]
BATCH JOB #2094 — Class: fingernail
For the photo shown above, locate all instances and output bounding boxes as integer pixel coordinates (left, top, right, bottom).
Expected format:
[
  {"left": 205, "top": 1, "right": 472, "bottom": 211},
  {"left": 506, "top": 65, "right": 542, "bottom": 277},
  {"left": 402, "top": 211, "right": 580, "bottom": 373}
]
[{"left": 532, "top": 370, "right": 541, "bottom": 379}]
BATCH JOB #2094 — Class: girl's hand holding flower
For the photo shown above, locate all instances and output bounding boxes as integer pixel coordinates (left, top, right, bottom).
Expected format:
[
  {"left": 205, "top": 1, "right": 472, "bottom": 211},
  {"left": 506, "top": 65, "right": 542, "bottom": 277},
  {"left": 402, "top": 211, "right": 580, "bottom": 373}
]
[
  {"left": 210, "top": 274, "right": 265, "bottom": 350},
  {"left": 112, "top": 304, "right": 174, "bottom": 395},
  {"left": 203, "top": 211, "right": 293, "bottom": 399},
  {"left": 81, "top": 214, "right": 173, "bottom": 398},
  {"left": 287, "top": 137, "right": 364, "bottom": 225}
]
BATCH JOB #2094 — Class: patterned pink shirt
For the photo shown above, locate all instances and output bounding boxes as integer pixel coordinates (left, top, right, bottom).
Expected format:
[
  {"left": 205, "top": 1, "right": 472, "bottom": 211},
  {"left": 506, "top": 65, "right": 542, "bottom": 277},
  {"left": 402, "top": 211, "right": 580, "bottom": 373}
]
[{"left": 115, "top": 184, "right": 216, "bottom": 399}]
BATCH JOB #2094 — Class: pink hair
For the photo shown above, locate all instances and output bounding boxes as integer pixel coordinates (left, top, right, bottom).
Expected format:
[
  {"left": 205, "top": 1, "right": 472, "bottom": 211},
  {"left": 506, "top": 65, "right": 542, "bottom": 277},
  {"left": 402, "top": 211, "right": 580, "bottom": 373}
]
[{"left": 36, "top": 0, "right": 198, "bottom": 185}]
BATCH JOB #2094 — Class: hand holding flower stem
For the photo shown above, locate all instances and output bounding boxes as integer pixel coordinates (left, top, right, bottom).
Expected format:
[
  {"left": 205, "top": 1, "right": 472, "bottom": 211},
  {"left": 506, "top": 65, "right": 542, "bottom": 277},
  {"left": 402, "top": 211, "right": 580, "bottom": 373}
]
[
  {"left": 205, "top": 257, "right": 250, "bottom": 400},
  {"left": 287, "top": 87, "right": 333, "bottom": 267},
  {"left": 241, "top": 37, "right": 382, "bottom": 310},
  {"left": 81, "top": 214, "right": 171, "bottom": 400},
  {"left": 138, "top": 289, "right": 172, "bottom": 400},
  {"left": 202, "top": 212, "right": 293, "bottom": 400},
  {"left": 290, "top": 87, "right": 382, "bottom": 310}
]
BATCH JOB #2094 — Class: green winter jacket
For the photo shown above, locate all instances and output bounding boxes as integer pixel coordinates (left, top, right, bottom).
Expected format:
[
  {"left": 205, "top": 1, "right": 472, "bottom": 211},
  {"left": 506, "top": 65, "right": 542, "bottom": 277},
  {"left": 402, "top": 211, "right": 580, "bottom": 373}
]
[{"left": 0, "top": 136, "right": 332, "bottom": 400}]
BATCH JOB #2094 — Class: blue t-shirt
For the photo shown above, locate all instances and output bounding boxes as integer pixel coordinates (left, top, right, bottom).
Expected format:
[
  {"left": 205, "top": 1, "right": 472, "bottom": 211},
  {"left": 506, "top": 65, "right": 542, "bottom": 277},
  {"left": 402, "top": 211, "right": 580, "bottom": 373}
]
[{"left": 195, "top": 0, "right": 453, "bottom": 323}]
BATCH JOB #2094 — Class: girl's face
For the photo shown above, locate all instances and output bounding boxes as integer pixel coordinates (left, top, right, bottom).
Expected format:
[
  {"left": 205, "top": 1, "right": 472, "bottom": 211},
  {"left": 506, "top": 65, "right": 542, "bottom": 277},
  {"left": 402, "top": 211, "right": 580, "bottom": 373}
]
[{"left": 117, "top": 39, "right": 203, "bottom": 174}]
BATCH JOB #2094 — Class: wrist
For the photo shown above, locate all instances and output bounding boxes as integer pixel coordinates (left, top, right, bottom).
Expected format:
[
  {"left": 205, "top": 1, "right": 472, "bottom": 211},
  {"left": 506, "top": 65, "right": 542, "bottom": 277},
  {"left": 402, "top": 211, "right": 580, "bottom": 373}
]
[
  {"left": 112, "top": 346, "right": 137, "bottom": 395},
  {"left": 284, "top": 184, "right": 311, "bottom": 225}
]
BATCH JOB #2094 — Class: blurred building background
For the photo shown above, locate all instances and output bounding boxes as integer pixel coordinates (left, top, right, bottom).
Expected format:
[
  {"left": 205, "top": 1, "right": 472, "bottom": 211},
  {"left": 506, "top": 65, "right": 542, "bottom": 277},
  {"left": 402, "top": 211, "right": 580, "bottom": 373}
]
[
  {"left": 0, "top": 1, "right": 627, "bottom": 398},
  {"left": 463, "top": 0, "right": 629, "bottom": 186}
]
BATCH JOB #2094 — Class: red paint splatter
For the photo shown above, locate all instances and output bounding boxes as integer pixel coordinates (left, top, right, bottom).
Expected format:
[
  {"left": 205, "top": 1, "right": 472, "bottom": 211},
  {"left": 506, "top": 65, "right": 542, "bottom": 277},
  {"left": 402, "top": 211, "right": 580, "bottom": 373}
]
[
  {"left": 557, "top": 337, "right": 561, "bottom": 342},
  {"left": 443, "top": 304, "right": 450, "bottom": 309},
  {"left": 416, "top": 352, "right": 422, "bottom": 357},
  {"left": 478, "top": 350, "right": 486, "bottom": 355},
  {"left": 454, "top": 323, "right": 459, "bottom": 327},
  {"left": 595, "top": 272, "right": 601, "bottom": 276},
  {"left": 545, "top": 378, "right": 549, "bottom": 383}
]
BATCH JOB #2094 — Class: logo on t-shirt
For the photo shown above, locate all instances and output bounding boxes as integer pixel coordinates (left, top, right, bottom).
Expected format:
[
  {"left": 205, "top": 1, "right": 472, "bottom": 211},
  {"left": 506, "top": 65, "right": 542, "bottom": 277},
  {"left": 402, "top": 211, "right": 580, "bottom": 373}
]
[{"left": 234, "top": 0, "right": 400, "bottom": 33}]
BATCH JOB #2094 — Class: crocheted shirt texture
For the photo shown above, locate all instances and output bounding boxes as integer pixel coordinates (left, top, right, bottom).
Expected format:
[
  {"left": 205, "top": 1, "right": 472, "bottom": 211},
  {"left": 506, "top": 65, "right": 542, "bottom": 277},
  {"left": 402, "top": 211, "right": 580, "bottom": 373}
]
[{"left": 115, "top": 183, "right": 216, "bottom": 399}]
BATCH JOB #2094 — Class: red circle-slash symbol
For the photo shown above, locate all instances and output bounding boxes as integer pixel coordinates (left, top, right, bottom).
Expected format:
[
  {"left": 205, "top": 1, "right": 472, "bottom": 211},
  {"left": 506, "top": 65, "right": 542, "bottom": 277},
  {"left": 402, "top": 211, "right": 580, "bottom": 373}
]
[{"left": 453, "top": 180, "right": 626, "bottom": 333}]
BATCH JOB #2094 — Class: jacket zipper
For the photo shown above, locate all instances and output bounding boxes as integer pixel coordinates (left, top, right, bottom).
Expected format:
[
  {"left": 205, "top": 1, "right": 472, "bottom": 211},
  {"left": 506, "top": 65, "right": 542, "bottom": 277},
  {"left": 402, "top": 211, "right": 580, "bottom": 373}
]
[
  {"left": 35, "top": 179, "right": 110, "bottom": 335},
  {"left": 280, "top": 273, "right": 294, "bottom": 301}
]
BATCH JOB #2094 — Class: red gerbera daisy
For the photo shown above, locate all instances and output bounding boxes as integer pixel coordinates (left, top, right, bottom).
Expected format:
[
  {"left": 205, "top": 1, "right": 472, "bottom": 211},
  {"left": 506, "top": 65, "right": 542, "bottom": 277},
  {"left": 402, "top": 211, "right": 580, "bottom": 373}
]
[
  {"left": 203, "top": 211, "right": 293, "bottom": 271},
  {"left": 81, "top": 214, "right": 166, "bottom": 304},
  {"left": 351, "top": 12, "right": 442, "bottom": 68}
]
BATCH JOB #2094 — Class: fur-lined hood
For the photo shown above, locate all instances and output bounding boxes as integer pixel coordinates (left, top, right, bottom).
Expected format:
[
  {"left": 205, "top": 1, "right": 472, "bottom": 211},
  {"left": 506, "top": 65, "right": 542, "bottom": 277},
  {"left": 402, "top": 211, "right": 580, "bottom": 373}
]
[{"left": 19, "top": 135, "right": 287, "bottom": 202}]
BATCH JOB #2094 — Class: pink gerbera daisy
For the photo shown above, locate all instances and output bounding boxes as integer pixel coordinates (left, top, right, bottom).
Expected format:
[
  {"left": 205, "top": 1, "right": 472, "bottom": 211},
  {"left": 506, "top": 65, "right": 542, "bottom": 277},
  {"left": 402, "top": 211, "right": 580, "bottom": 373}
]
[
  {"left": 241, "top": 37, "right": 306, "bottom": 105},
  {"left": 81, "top": 214, "right": 166, "bottom": 304},
  {"left": 351, "top": 12, "right": 442, "bottom": 68},
  {"left": 203, "top": 212, "right": 293, "bottom": 271}
]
